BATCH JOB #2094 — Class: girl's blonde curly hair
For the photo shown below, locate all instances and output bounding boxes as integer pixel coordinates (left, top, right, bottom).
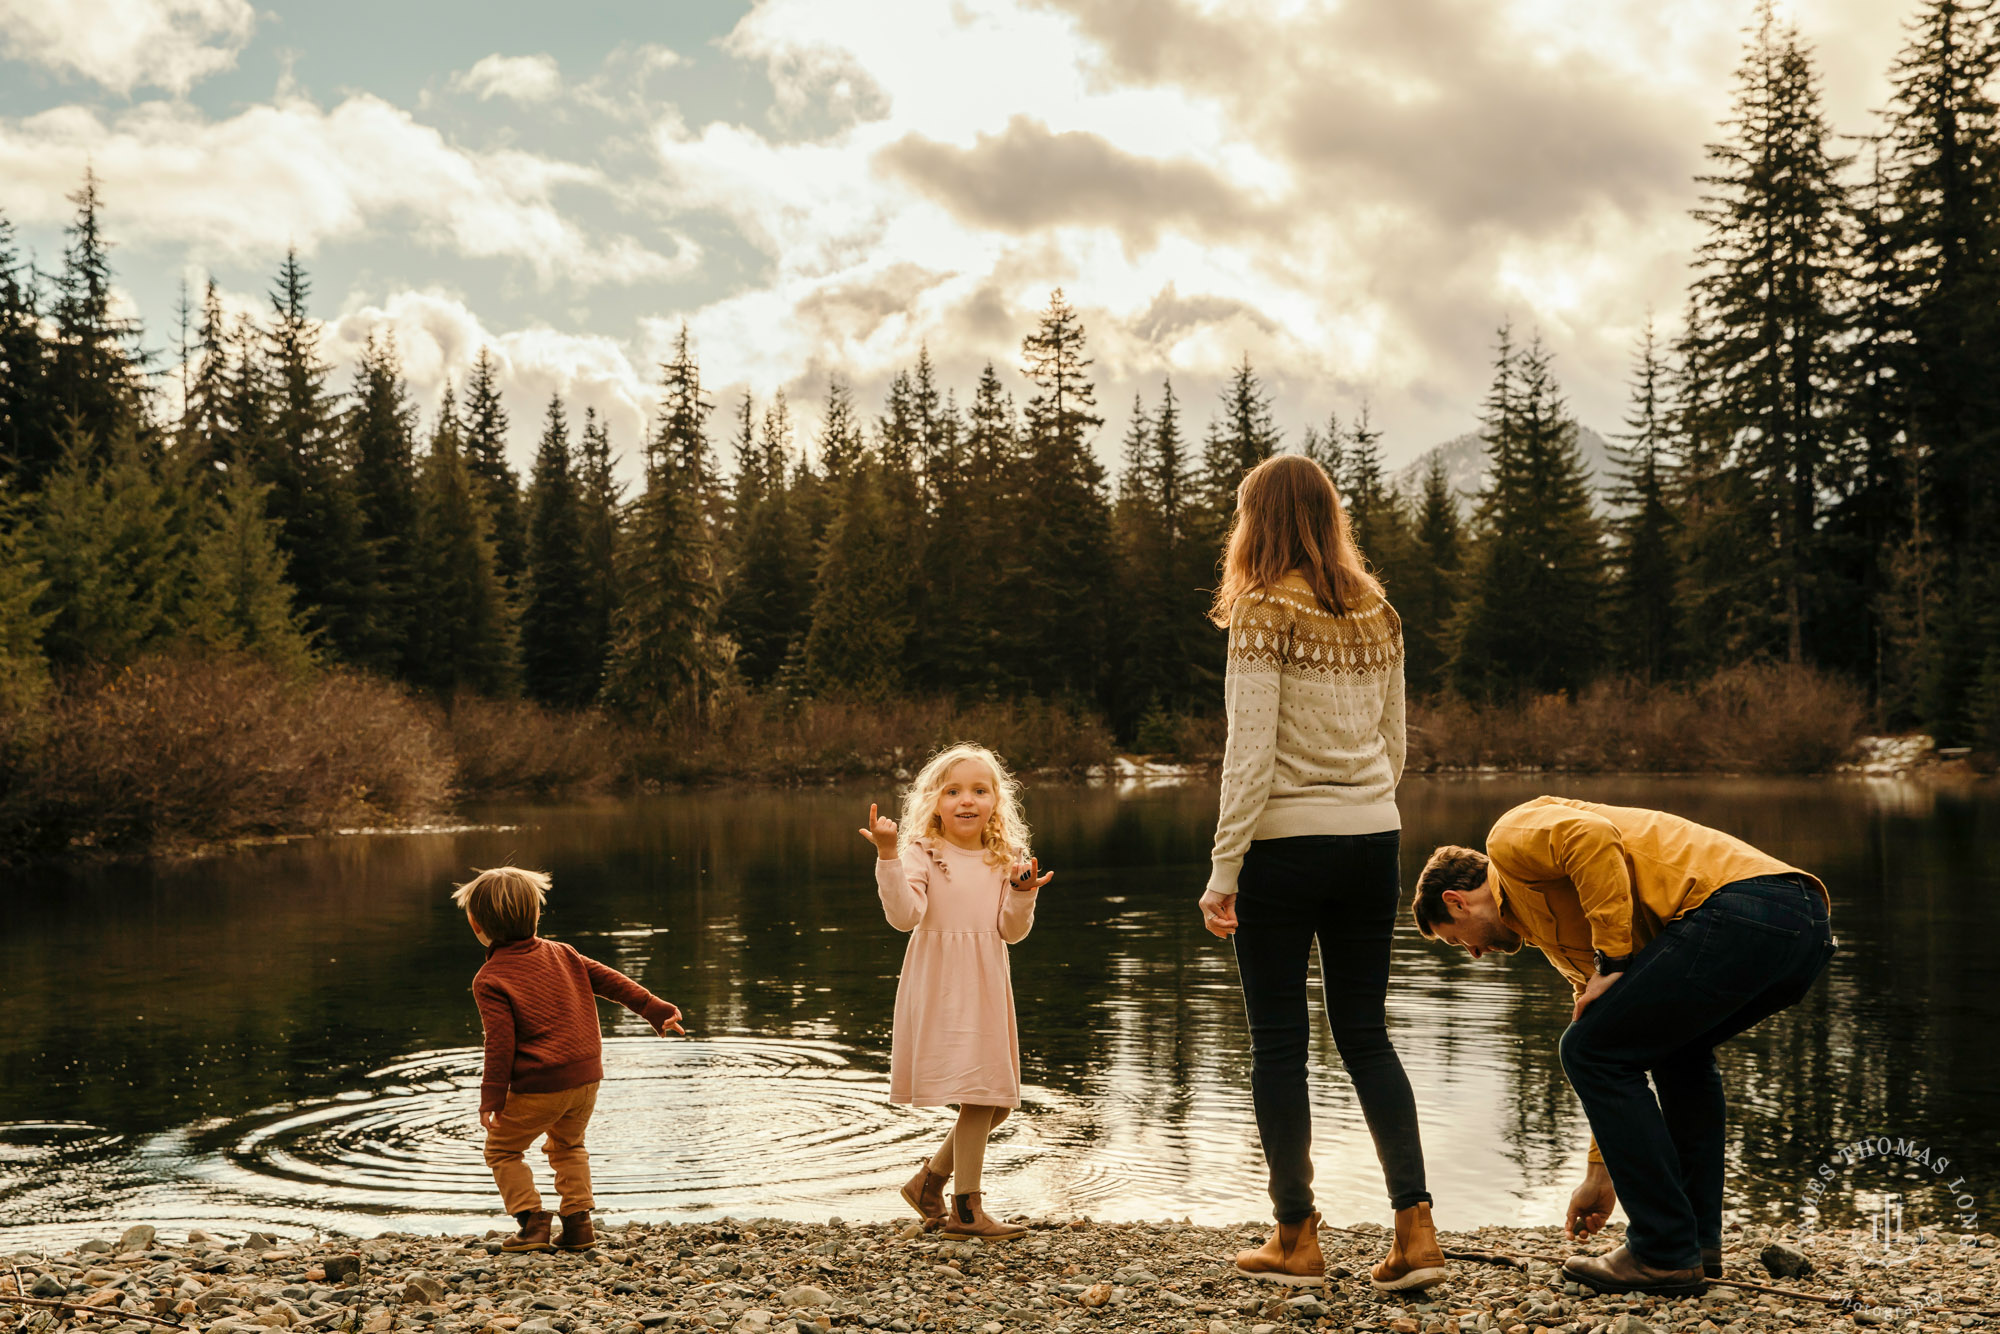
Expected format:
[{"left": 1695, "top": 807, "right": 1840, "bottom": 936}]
[{"left": 897, "top": 742, "right": 1031, "bottom": 866}]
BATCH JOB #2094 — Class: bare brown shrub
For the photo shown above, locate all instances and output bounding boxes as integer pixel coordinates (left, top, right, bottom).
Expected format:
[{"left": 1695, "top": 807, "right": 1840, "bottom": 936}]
[
  {"left": 442, "top": 694, "right": 625, "bottom": 797},
  {"left": 1405, "top": 663, "right": 1865, "bottom": 774},
  {"left": 625, "top": 693, "right": 1116, "bottom": 786},
  {"left": 0, "top": 652, "right": 451, "bottom": 857}
]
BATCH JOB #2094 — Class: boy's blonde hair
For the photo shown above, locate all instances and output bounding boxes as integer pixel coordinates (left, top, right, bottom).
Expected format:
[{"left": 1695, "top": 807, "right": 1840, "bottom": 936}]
[
  {"left": 451, "top": 866, "right": 550, "bottom": 943},
  {"left": 897, "top": 742, "right": 1031, "bottom": 866}
]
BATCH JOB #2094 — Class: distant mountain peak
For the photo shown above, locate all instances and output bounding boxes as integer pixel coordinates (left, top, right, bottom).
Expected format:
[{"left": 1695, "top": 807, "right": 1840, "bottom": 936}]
[{"left": 1390, "top": 424, "right": 1618, "bottom": 509}]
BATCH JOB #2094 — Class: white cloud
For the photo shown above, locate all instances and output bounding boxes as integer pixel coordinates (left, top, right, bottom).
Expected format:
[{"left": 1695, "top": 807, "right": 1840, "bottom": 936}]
[
  {"left": 0, "top": 93, "right": 700, "bottom": 288},
  {"left": 452, "top": 53, "right": 564, "bottom": 104},
  {"left": 320, "top": 288, "right": 660, "bottom": 484},
  {"left": 0, "top": 0, "right": 254, "bottom": 96}
]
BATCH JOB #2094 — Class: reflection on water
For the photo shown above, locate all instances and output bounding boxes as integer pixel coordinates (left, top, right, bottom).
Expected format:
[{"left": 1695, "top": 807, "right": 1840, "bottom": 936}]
[{"left": 2, "top": 775, "right": 1995, "bottom": 1246}]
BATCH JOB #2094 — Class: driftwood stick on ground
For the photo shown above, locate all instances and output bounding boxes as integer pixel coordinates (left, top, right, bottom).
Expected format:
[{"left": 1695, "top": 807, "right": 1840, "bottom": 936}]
[{"left": 0, "top": 1294, "right": 184, "bottom": 1329}]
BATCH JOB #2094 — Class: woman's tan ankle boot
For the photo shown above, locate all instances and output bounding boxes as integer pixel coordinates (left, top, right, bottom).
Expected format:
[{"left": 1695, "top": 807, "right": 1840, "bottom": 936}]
[
  {"left": 900, "top": 1160, "right": 949, "bottom": 1226},
  {"left": 1371, "top": 1202, "right": 1449, "bottom": 1291},
  {"left": 940, "top": 1192, "right": 1027, "bottom": 1240},
  {"left": 1233, "top": 1212, "right": 1325, "bottom": 1285}
]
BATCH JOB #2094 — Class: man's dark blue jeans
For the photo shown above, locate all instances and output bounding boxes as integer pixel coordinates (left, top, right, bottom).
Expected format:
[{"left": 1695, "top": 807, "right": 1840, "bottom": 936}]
[{"left": 1559, "top": 873, "right": 1835, "bottom": 1270}]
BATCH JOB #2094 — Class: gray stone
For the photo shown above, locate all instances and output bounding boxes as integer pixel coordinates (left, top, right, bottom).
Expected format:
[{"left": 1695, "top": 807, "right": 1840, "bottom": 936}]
[
  {"left": 401, "top": 1278, "right": 447, "bottom": 1306},
  {"left": 77, "top": 1240, "right": 114, "bottom": 1255},
  {"left": 30, "top": 1275, "right": 66, "bottom": 1299},
  {"left": 1757, "top": 1242, "right": 1813, "bottom": 1280},
  {"left": 1109, "top": 1268, "right": 1159, "bottom": 1287},
  {"left": 118, "top": 1226, "right": 157, "bottom": 1254},
  {"left": 634, "top": 1314, "right": 673, "bottom": 1327},
  {"left": 1605, "top": 1316, "right": 1659, "bottom": 1334},
  {"left": 781, "top": 1288, "right": 831, "bottom": 1310},
  {"left": 322, "top": 1256, "right": 364, "bottom": 1284},
  {"left": 1004, "top": 1310, "right": 1053, "bottom": 1327},
  {"left": 519, "top": 1321, "right": 557, "bottom": 1334}
]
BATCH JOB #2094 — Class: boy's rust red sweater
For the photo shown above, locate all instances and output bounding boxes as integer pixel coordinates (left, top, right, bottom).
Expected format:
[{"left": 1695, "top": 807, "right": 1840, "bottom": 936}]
[{"left": 473, "top": 937, "right": 679, "bottom": 1114}]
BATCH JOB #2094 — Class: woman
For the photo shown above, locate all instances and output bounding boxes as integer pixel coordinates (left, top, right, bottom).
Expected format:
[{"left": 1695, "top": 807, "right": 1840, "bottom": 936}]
[{"left": 1198, "top": 453, "right": 1446, "bottom": 1291}]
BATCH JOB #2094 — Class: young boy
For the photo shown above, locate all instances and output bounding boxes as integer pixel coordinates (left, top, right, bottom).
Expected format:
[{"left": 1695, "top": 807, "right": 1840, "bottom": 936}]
[{"left": 454, "top": 866, "right": 686, "bottom": 1253}]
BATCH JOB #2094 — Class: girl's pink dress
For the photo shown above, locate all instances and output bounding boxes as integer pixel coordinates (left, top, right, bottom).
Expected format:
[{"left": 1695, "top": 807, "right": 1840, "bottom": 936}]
[{"left": 876, "top": 839, "right": 1039, "bottom": 1107}]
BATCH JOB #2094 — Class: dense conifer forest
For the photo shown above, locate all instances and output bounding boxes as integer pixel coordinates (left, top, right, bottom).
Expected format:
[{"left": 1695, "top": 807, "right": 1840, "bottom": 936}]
[{"left": 1, "top": 0, "right": 1995, "bottom": 854}]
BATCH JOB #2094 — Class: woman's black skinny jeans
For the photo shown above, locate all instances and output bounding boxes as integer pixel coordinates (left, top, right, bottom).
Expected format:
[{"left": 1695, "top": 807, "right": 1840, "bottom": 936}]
[{"left": 1231, "top": 831, "right": 1432, "bottom": 1220}]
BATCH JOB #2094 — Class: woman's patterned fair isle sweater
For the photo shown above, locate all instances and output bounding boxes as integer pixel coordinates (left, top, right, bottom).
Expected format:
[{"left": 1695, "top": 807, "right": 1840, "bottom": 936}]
[{"left": 1207, "top": 571, "right": 1408, "bottom": 896}]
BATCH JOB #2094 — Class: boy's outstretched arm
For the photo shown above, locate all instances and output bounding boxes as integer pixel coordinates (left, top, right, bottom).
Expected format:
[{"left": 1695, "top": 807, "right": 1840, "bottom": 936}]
[
  {"left": 473, "top": 978, "right": 516, "bottom": 1127},
  {"left": 581, "top": 955, "right": 686, "bottom": 1035}
]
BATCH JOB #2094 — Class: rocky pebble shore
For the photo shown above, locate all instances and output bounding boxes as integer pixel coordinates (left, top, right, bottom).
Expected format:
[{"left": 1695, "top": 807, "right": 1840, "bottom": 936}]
[{"left": 4, "top": 1217, "right": 1995, "bottom": 1334}]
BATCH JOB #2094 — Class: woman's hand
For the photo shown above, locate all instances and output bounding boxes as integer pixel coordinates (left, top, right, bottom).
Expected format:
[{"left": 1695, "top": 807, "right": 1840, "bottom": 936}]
[
  {"left": 1199, "top": 889, "right": 1239, "bottom": 938},
  {"left": 1009, "top": 858, "right": 1054, "bottom": 892},
  {"left": 857, "top": 803, "right": 899, "bottom": 860}
]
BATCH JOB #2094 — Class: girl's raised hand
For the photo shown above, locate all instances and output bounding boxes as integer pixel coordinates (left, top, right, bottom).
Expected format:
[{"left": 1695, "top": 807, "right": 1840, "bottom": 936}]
[
  {"left": 858, "top": 803, "right": 900, "bottom": 860},
  {"left": 1008, "top": 858, "right": 1054, "bottom": 892}
]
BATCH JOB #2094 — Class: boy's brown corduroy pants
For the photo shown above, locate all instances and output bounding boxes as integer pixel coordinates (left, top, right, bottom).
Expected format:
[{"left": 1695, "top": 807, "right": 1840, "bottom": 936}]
[{"left": 484, "top": 1082, "right": 599, "bottom": 1215}]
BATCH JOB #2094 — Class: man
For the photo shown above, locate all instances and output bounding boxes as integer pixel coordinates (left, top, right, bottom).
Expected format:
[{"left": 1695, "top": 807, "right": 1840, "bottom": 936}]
[{"left": 1412, "top": 796, "right": 1834, "bottom": 1296}]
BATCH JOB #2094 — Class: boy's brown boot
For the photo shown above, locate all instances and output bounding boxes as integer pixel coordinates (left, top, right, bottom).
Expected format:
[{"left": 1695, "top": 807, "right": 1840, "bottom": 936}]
[
  {"left": 1234, "top": 1212, "right": 1324, "bottom": 1285},
  {"left": 557, "top": 1211, "right": 595, "bottom": 1252},
  {"left": 1370, "top": 1202, "right": 1449, "bottom": 1292},
  {"left": 502, "top": 1210, "right": 553, "bottom": 1252},
  {"left": 900, "top": 1160, "right": 949, "bottom": 1227},
  {"left": 940, "top": 1192, "right": 1027, "bottom": 1240}
]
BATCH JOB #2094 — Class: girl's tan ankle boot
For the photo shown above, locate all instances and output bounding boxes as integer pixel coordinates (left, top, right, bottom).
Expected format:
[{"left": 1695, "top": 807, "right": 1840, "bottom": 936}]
[
  {"left": 1370, "top": 1202, "right": 1449, "bottom": 1292},
  {"left": 900, "top": 1159, "right": 949, "bottom": 1226},
  {"left": 1233, "top": 1212, "right": 1325, "bottom": 1285},
  {"left": 940, "top": 1192, "right": 1027, "bottom": 1240}
]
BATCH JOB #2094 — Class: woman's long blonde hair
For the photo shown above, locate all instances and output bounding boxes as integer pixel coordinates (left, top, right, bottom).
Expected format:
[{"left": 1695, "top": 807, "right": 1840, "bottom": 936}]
[
  {"left": 1207, "top": 453, "right": 1382, "bottom": 625},
  {"left": 897, "top": 742, "right": 1031, "bottom": 866}
]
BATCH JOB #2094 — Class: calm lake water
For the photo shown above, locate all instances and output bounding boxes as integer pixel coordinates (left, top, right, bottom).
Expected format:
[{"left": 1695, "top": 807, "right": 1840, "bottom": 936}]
[{"left": 3, "top": 775, "right": 1996, "bottom": 1249}]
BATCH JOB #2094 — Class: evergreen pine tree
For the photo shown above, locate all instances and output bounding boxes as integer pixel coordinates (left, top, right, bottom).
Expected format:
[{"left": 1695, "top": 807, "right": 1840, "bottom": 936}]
[
  {"left": 1876, "top": 0, "right": 2000, "bottom": 742},
  {"left": 0, "top": 210, "right": 58, "bottom": 491},
  {"left": 521, "top": 394, "right": 596, "bottom": 705},
  {"left": 1338, "top": 403, "right": 1414, "bottom": 592},
  {"left": 803, "top": 450, "right": 910, "bottom": 699},
  {"left": 956, "top": 361, "right": 1029, "bottom": 695},
  {"left": 409, "top": 387, "right": 516, "bottom": 696},
  {"left": 178, "top": 279, "right": 232, "bottom": 488},
  {"left": 1449, "top": 331, "right": 1605, "bottom": 699},
  {"left": 347, "top": 331, "right": 421, "bottom": 674},
  {"left": 47, "top": 170, "right": 144, "bottom": 470},
  {"left": 1017, "top": 288, "right": 1111, "bottom": 698},
  {"left": 1689, "top": 1, "right": 1853, "bottom": 665},
  {"left": 463, "top": 347, "right": 525, "bottom": 591},
  {"left": 605, "top": 325, "right": 727, "bottom": 723},
  {"left": 722, "top": 390, "right": 812, "bottom": 687},
  {"left": 258, "top": 250, "right": 376, "bottom": 664},
  {"left": 0, "top": 484, "right": 51, "bottom": 713},
  {"left": 575, "top": 407, "right": 622, "bottom": 705},
  {"left": 180, "top": 461, "right": 314, "bottom": 673},
  {"left": 27, "top": 422, "right": 184, "bottom": 667},
  {"left": 1606, "top": 320, "right": 1683, "bottom": 682},
  {"left": 1402, "top": 454, "right": 1462, "bottom": 694},
  {"left": 1203, "top": 353, "right": 1282, "bottom": 518}
]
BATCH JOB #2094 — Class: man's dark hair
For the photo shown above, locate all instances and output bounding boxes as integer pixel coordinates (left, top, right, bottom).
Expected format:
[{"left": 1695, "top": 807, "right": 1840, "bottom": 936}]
[{"left": 1412, "top": 845, "right": 1491, "bottom": 938}]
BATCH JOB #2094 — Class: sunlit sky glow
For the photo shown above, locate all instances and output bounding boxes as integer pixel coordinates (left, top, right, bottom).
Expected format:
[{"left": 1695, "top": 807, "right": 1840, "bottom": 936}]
[{"left": 0, "top": 0, "right": 1907, "bottom": 479}]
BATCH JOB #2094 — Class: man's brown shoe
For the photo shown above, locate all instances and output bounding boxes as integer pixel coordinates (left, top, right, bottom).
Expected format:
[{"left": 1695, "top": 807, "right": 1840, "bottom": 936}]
[
  {"left": 1370, "top": 1202, "right": 1449, "bottom": 1292},
  {"left": 502, "top": 1210, "right": 553, "bottom": 1252},
  {"left": 557, "top": 1211, "right": 595, "bottom": 1252},
  {"left": 939, "top": 1192, "right": 1027, "bottom": 1240},
  {"left": 900, "top": 1160, "right": 949, "bottom": 1227},
  {"left": 1233, "top": 1212, "right": 1325, "bottom": 1286},
  {"left": 1564, "top": 1244, "right": 1706, "bottom": 1296}
]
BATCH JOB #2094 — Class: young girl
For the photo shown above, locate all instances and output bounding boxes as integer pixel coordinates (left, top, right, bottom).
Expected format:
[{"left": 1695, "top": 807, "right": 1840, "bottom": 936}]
[{"left": 858, "top": 742, "right": 1053, "bottom": 1240}]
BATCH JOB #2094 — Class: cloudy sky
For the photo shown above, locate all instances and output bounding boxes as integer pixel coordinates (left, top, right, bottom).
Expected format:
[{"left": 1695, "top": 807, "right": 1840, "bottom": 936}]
[{"left": 0, "top": 0, "right": 1909, "bottom": 481}]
